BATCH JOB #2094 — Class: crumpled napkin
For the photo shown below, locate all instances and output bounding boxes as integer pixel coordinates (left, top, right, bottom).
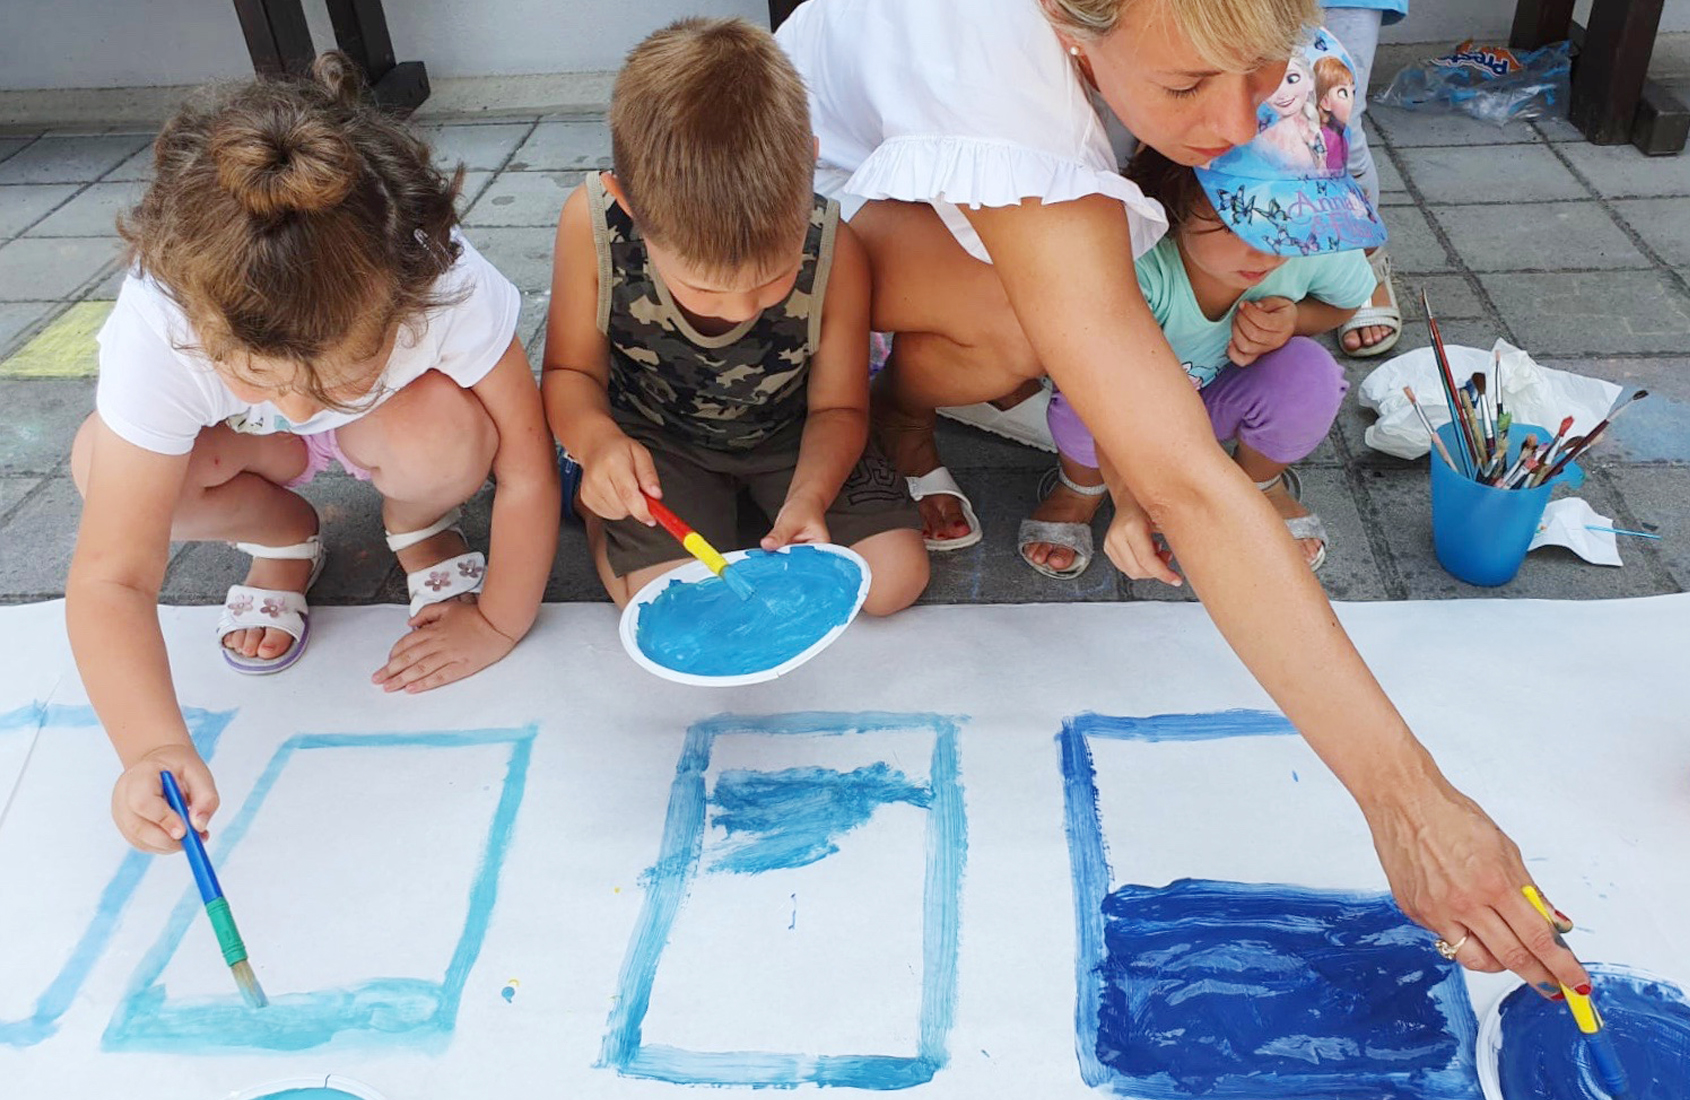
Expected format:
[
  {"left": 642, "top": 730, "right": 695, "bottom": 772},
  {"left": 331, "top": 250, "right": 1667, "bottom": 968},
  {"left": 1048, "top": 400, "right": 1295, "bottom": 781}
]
[
  {"left": 1528, "top": 497, "right": 1622, "bottom": 566},
  {"left": 1358, "top": 339, "right": 1621, "bottom": 460}
]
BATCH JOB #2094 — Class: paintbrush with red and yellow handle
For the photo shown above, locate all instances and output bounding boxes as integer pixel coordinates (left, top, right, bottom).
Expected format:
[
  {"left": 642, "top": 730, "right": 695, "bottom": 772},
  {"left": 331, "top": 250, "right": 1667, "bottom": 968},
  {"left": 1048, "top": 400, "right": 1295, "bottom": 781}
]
[{"left": 641, "top": 491, "right": 758, "bottom": 600}]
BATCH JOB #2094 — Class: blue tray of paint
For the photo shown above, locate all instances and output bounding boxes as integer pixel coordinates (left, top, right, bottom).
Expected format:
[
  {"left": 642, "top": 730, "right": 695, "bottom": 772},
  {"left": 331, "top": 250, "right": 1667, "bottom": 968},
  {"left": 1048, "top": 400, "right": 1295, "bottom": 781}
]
[{"left": 619, "top": 543, "right": 872, "bottom": 686}]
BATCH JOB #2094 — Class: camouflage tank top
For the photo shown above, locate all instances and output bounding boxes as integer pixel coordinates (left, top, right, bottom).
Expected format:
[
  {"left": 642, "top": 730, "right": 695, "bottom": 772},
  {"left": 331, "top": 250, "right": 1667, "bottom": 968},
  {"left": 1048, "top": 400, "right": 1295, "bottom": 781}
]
[{"left": 587, "top": 173, "right": 839, "bottom": 451}]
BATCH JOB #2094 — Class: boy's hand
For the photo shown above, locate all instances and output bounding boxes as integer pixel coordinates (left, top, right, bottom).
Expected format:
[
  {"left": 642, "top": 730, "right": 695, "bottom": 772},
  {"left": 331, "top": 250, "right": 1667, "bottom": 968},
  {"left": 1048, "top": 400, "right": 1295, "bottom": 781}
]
[
  {"left": 1227, "top": 296, "right": 1298, "bottom": 366},
  {"left": 1103, "top": 490, "right": 1182, "bottom": 588},
  {"left": 763, "top": 493, "right": 831, "bottom": 549},
  {"left": 112, "top": 744, "right": 218, "bottom": 853},
  {"left": 579, "top": 433, "right": 659, "bottom": 525},
  {"left": 374, "top": 597, "right": 516, "bottom": 694}
]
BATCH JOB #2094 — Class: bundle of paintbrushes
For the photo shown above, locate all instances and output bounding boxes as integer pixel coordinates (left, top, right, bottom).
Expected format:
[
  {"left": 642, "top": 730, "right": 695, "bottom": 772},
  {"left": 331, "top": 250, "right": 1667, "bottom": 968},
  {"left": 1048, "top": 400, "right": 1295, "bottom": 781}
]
[{"left": 1413, "top": 291, "right": 1648, "bottom": 488}]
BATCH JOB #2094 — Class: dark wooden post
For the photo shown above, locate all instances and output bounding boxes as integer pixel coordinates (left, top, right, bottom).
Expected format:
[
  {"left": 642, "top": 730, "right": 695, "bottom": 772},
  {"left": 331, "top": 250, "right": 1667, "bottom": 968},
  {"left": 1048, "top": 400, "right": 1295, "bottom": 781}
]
[
  {"left": 1570, "top": 0, "right": 1667, "bottom": 144},
  {"left": 232, "top": 0, "right": 316, "bottom": 77},
  {"left": 231, "top": 0, "right": 428, "bottom": 114}
]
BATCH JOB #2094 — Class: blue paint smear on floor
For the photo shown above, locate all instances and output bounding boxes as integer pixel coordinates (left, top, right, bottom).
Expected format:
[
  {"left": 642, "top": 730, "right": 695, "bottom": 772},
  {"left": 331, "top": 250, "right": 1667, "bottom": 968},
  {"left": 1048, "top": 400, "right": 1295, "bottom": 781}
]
[
  {"left": 635, "top": 546, "right": 861, "bottom": 677},
  {"left": 1497, "top": 964, "right": 1690, "bottom": 1100},
  {"left": 1057, "top": 711, "right": 1480, "bottom": 1099},
  {"left": 708, "top": 763, "right": 931, "bottom": 874},
  {"left": 601, "top": 711, "right": 967, "bottom": 1090},
  {"left": 1095, "top": 879, "right": 1480, "bottom": 1099}
]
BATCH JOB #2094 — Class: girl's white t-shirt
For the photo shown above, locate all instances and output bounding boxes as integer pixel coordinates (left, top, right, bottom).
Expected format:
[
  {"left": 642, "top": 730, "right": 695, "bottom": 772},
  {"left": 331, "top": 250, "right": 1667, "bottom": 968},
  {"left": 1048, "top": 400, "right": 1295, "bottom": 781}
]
[
  {"left": 775, "top": 0, "right": 1168, "bottom": 264},
  {"left": 95, "top": 235, "right": 520, "bottom": 456}
]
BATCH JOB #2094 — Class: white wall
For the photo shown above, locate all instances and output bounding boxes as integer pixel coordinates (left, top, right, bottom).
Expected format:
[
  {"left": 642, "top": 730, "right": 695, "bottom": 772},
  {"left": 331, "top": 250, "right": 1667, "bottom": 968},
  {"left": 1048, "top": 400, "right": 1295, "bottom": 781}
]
[{"left": 1, "top": 0, "right": 1685, "bottom": 91}]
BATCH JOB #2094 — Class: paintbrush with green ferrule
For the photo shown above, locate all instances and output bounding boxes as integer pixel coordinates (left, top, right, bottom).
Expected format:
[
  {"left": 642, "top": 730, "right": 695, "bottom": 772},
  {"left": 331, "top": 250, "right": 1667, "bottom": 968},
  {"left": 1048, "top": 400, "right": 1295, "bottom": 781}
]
[{"left": 160, "top": 769, "right": 268, "bottom": 1008}]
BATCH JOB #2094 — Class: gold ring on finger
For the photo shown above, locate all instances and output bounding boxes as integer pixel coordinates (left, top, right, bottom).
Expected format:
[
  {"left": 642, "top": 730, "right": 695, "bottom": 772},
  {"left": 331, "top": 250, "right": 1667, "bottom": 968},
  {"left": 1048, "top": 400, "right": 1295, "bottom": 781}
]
[{"left": 1434, "top": 933, "right": 1470, "bottom": 961}]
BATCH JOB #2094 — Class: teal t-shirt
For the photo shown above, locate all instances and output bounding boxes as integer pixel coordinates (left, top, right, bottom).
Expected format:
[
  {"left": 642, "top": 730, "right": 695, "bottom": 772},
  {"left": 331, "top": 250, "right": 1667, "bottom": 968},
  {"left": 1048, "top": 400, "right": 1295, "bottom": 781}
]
[{"left": 1135, "top": 235, "right": 1376, "bottom": 389}]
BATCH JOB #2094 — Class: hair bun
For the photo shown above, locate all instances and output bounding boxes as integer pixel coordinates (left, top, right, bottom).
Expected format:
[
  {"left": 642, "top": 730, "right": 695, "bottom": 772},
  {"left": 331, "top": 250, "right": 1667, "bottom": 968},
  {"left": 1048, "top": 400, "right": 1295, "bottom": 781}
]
[{"left": 210, "top": 109, "right": 358, "bottom": 217}]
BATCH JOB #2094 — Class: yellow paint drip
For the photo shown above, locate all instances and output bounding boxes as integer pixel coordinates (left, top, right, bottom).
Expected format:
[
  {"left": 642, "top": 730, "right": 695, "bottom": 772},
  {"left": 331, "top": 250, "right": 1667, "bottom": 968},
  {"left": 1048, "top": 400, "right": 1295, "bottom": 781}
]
[{"left": 1, "top": 301, "right": 113, "bottom": 378}]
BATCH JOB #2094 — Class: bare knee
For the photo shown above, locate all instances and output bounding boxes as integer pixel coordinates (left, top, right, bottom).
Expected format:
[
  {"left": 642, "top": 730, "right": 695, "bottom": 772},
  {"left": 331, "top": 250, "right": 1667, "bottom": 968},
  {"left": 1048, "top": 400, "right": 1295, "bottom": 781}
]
[
  {"left": 854, "top": 528, "right": 929, "bottom": 616},
  {"left": 348, "top": 371, "right": 497, "bottom": 504}
]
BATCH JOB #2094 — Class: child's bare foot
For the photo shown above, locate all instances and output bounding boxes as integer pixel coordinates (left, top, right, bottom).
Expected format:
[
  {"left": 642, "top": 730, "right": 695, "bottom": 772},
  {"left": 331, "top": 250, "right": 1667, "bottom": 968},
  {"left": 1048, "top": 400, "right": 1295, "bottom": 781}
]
[
  {"left": 1023, "top": 477, "right": 1107, "bottom": 573},
  {"left": 222, "top": 517, "right": 320, "bottom": 661},
  {"left": 1260, "top": 476, "right": 1326, "bottom": 567}
]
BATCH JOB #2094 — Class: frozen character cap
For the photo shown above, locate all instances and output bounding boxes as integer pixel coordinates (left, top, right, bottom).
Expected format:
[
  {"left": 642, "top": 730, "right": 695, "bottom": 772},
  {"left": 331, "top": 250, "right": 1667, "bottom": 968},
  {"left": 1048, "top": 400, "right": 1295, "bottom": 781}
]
[{"left": 1195, "top": 28, "right": 1387, "bottom": 256}]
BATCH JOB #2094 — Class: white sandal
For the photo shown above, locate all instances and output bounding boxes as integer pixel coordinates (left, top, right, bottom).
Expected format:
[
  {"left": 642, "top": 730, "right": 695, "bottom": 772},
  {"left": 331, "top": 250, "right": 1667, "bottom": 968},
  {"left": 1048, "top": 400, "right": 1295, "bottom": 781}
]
[
  {"left": 1259, "top": 469, "right": 1328, "bottom": 572},
  {"left": 905, "top": 467, "right": 983, "bottom": 552},
  {"left": 1339, "top": 249, "right": 1402, "bottom": 359},
  {"left": 937, "top": 383, "right": 1057, "bottom": 453},
  {"left": 217, "top": 507, "right": 327, "bottom": 675},
  {"left": 387, "top": 507, "right": 487, "bottom": 615},
  {"left": 1018, "top": 467, "right": 1107, "bottom": 579}
]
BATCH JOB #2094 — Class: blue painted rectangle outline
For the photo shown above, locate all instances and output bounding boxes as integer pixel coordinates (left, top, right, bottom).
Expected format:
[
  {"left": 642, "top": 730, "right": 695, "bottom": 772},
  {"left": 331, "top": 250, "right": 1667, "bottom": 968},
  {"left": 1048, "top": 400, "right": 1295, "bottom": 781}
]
[
  {"left": 1058, "top": 709, "right": 1480, "bottom": 1097},
  {"left": 102, "top": 725, "right": 534, "bottom": 1054},
  {"left": 0, "top": 703, "right": 236, "bottom": 1048},
  {"left": 601, "top": 711, "right": 967, "bottom": 1090}
]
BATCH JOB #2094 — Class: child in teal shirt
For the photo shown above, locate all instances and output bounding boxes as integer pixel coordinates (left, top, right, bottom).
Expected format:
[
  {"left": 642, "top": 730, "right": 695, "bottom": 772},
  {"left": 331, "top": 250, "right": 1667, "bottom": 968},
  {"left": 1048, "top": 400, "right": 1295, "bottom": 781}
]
[{"left": 1026, "top": 30, "right": 1380, "bottom": 579}]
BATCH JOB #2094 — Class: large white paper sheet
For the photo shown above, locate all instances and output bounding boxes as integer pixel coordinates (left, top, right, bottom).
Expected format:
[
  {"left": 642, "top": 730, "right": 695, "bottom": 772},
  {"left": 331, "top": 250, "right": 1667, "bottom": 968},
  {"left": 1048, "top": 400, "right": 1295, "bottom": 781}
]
[{"left": 0, "top": 595, "right": 1683, "bottom": 1099}]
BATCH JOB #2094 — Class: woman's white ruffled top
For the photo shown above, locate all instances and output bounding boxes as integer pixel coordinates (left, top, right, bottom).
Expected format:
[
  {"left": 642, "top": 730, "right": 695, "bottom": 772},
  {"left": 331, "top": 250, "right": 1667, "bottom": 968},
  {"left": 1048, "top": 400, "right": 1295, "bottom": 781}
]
[{"left": 776, "top": 0, "right": 1168, "bottom": 264}]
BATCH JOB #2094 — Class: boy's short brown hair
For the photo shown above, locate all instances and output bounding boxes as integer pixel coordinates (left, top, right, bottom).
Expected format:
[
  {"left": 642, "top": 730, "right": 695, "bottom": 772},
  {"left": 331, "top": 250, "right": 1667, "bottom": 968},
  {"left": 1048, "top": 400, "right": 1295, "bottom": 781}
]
[{"left": 608, "top": 17, "right": 814, "bottom": 278}]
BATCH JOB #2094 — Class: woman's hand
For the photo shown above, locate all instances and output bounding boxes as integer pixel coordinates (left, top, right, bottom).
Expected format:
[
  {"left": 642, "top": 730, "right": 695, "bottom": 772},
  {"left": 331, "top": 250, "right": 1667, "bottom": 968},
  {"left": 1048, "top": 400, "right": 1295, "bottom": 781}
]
[
  {"left": 1366, "top": 778, "right": 1588, "bottom": 998},
  {"left": 112, "top": 744, "right": 219, "bottom": 854},
  {"left": 1227, "top": 296, "right": 1298, "bottom": 365},
  {"left": 1102, "top": 487, "right": 1182, "bottom": 587},
  {"left": 373, "top": 598, "right": 516, "bottom": 693}
]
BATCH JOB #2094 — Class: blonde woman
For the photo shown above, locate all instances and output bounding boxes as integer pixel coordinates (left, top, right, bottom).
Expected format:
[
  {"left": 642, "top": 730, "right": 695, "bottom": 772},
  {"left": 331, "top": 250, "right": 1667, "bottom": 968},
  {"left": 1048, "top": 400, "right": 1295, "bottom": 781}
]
[{"left": 777, "top": 0, "right": 1583, "bottom": 997}]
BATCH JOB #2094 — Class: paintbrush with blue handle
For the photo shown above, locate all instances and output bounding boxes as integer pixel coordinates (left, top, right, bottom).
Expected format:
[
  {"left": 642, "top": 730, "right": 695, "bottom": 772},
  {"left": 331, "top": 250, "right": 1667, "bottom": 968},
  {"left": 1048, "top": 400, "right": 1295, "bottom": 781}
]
[
  {"left": 1522, "top": 886, "right": 1631, "bottom": 1099},
  {"left": 160, "top": 770, "right": 268, "bottom": 1008}
]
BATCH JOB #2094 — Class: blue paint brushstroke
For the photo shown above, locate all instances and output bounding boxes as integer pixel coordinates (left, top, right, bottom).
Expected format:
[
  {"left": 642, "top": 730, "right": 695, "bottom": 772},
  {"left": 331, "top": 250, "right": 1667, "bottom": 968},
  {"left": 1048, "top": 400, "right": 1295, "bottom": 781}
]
[
  {"left": 602, "top": 711, "right": 967, "bottom": 1090},
  {"left": 1097, "top": 879, "right": 1480, "bottom": 1099},
  {"left": 635, "top": 546, "right": 861, "bottom": 677},
  {"left": 1058, "top": 711, "right": 1481, "bottom": 1099},
  {"left": 708, "top": 763, "right": 931, "bottom": 873},
  {"left": 258, "top": 1091, "right": 364, "bottom": 1100},
  {"left": 0, "top": 704, "right": 236, "bottom": 1048},
  {"left": 1497, "top": 964, "right": 1690, "bottom": 1100},
  {"left": 102, "top": 726, "right": 534, "bottom": 1054}
]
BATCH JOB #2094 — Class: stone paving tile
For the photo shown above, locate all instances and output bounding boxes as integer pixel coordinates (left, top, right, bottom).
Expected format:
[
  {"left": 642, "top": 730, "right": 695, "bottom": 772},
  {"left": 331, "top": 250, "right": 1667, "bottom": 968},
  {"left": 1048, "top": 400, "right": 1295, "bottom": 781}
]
[
  {"left": 1477, "top": 270, "right": 1690, "bottom": 357},
  {"left": 0, "top": 477, "right": 79, "bottom": 596},
  {"left": 1547, "top": 356, "right": 1690, "bottom": 464},
  {"left": 1610, "top": 197, "right": 1690, "bottom": 269},
  {"left": 0, "top": 301, "right": 53, "bottom": 357},
  {"left": 1353, "top": 464, "right": 1677, "bottom": 600},
  {"left": 517, "top": 290, "right": 551, "bottom": 357},
  {"left": 934, "top": 415, "right": 1056, "bottom": 471},
  {"left": 461, "top": 226, "right": 555, "bottom": 294},
  {"left": 0, "top": 379, "right": 90, "bottom": 474},
  {"left": 0, "top": 473, "right": 41, "bottom": 515},
  {"left": 24, "top": 180, "right": 146, "bottom": 238},
  {"left": 507, "top": 121, "right": 612, "bottom": 172},
  {"left": 1369, "top": 106, "right": 1539, "bottom": 147},
  {"left": 0, "top": 134, "right": 149, "bottom": 185},
  {"left": 1530, "top": 113, "right": 1585, "bottom": 143},
  {"left": 1379, "top": 205, "right": 1455, "bottom": 273},
  {"left": 1553, "top": 141, "right": 1690, "bottom": 198},
  {"left": 457, "top": 171, "right": 494, "bottom": 213},
  {"left": 1607, "top": 466, "right": 1690, "bottom": 590},
  {"left": 917, "top": 467, "right": 1125, "bottom": 604},
  {"left": 1375, "top": 150, "right": 1407, "bottom": 196},
  {"left": 415, "top": 122, "right": 533, "bottom": 171},
  {"left": 464, "top": 170, "right": 582, "bottom": 227},
  {"left": 0, "top": 237, "right": 119, "bottom": 300},
  {"left": 1393, "top": 273, "right": 1485, "bottom": 321},
  {"left": 1431, "top": 202, "right": 1650, "bottom": 272},
  {"left": 0, "top": 138, "right": 32, "bottom": 165},
  {"left": 102, "top": 143, "right": 155, "bottom": 183},
  {"left": 0, "top": 183, "right": 80, "bottom": 238},
  {"left": 1395, "top": 145, "right": 1586, "bottom": 205},
  {"left": 1, "top": 300, "right": 112, "bottom": 377}
]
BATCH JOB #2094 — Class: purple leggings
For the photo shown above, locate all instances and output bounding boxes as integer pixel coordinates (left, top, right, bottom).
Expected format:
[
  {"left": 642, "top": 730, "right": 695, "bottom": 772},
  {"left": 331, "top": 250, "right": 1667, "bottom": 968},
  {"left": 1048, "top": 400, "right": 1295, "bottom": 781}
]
[{"left": 1047, "top": 336, "right": 1348, "bottom": 468}]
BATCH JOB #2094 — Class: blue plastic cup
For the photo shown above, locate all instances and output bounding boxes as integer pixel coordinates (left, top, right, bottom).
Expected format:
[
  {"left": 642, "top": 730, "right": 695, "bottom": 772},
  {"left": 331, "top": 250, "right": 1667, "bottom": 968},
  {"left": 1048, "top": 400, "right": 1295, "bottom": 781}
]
[{"left": 1429, "top": 421, "right": 1583, "bottom": 587}]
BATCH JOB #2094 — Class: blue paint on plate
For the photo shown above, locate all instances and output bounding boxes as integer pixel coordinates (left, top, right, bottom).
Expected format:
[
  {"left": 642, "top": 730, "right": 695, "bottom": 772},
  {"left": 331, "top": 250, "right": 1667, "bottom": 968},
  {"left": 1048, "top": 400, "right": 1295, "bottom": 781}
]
[{"left": 1497, "top": 965, "right": 1690, "bottom": 1100}]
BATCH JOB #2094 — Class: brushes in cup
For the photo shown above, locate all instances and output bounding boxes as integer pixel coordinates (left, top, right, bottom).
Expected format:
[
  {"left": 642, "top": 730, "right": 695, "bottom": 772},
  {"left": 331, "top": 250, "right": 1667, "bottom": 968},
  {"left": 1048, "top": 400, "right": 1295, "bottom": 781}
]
[{"left": 159, "top": 770, "right": 267, "bottom": 1009}]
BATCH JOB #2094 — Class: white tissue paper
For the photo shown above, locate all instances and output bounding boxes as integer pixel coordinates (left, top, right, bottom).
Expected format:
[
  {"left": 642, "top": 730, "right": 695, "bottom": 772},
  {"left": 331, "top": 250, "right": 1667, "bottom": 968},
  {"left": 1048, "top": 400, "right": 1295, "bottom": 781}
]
[
  {"left": 1357, "top": 339, "right": 1623, "bottom": 460},
  {"left": 1528, "top": 497, "right": 1623, "bottom": 566}
]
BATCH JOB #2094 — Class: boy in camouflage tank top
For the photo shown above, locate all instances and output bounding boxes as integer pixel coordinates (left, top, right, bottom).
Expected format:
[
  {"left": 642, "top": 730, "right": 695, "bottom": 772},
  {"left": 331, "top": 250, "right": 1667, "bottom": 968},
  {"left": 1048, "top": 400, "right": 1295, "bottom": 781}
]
[{"left": 542, "top": 18, "right": 928, "bottom": 614}]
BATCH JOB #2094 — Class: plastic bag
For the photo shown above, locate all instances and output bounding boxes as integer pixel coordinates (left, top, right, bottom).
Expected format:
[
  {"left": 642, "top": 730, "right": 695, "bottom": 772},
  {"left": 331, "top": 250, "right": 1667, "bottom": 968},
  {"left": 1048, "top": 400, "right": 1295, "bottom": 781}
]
[{"left": 1374, "top": 39, "right": 1573, "bottom": 126}]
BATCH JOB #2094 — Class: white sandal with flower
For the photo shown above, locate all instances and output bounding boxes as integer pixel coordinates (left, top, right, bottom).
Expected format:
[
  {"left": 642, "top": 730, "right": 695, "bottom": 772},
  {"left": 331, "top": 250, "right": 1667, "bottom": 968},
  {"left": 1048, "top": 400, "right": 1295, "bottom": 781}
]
[
  {"left": 217, "top": 507, "right": 327, "bottom": 675},
  {"left": 387, "top": 507, "right": 487, "bottom": 615},
  {"left": 1259, "top": 468, "right": 1328, "bottom": 572}
]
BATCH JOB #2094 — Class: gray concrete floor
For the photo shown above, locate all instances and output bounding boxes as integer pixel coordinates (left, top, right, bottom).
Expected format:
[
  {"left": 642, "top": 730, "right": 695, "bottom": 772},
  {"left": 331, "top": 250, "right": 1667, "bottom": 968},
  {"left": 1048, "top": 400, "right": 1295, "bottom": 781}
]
[{"left": 1, "top": 103, "right": 1687, "bottom": 607}]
